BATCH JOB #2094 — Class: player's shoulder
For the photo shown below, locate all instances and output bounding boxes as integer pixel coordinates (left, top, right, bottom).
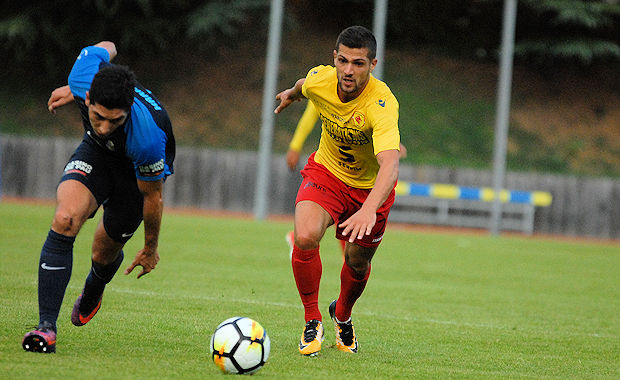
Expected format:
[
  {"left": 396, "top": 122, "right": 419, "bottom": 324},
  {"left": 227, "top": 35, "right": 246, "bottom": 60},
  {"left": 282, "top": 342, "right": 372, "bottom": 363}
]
[
  {"left": 367, "top": 77, "right": 399, "bottom": 111},
  {"left": 75, "top": 45, "right": 111, "bottom": 64},
  {"left": 305, "top": 65, "right": 335, "bottom": 83}
]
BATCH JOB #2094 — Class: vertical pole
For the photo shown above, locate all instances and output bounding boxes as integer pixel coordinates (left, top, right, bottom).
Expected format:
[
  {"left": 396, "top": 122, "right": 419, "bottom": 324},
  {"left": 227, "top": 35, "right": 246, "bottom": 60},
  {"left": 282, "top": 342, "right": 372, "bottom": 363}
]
[
  {"left": 254, "top": 0, "right": 284, "bottom": 220},
  {"left": 372, "top": 0, "right": 388, "bottom": 80},
  {"left": 490, "top": 0, "right": 517, "bottom": 235}
]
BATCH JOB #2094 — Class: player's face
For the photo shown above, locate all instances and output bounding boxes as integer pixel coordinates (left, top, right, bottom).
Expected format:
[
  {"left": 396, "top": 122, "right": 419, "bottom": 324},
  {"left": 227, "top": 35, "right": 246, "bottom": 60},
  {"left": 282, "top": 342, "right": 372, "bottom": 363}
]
[
  {"left": 85, "top": 95, "right": 129, "bottom": 138},
  {"left": 333, "top": 45, "right": 377, "bottom": 102}
]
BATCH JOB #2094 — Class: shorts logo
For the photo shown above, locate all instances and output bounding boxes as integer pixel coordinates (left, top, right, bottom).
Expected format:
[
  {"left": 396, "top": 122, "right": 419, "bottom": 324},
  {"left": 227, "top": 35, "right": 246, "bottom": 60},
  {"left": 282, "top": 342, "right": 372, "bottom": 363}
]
[
  {"left": 138, "top": 159, "right": 165, "bottom": 176},
  {"left": 371, "top": 235, "right": 383, "bottom": 243},
  {"left": 304, "top": 181, "right": 326, "bottom": 192},
  {"left": 64, "top": 160, "right": 92, "bottom": 176}
]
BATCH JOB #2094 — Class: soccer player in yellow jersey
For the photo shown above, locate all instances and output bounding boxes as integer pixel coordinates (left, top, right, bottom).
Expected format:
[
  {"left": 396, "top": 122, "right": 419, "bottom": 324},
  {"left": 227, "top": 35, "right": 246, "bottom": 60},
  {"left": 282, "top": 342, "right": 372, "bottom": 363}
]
[
  {"left": 275, "top": 26, "right": 400, "bottom": 356},
  {"left": 285, "top": 102, "right": 407, "bottom": 260}
]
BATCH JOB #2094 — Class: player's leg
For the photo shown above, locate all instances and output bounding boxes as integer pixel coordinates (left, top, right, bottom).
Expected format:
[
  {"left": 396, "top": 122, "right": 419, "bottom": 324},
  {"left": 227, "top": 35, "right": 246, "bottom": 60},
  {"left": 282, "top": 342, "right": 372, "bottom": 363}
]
[
  {"left": 292, "top": 200, "right": 332, "bottom": 355},
  {"left": 338, "top": 238, "right": 346, "bottom": 261},
  {"left": 23, "top": 179, "right": 98, "bottom": 353},
  {"left": 72, "top": 164, "right": 143, "bottom": 326},
  {"left": 329, "top": 186, "right": 394, "bottom": 353},
  {"left": 71, "top": 220, "right": 125, "bottom": 326},
  {"left": 292, "top": 153, "right": 345, "bottom": 355},
  {"left": 293, "top": 200, "right": 332, "bottom": 317},
  {"left": 338, "top": 243, "right": 376, "bottom": 319},
  {"left": 328, "top": 243, "right": 375, "bottom": 354}
]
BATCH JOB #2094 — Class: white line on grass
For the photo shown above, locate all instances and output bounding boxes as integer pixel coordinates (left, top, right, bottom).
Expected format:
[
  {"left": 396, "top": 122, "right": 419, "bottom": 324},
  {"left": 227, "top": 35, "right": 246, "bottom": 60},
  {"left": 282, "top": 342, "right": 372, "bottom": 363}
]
[{"left": 95, "top": 285, "right": 615, "bottom": 340}]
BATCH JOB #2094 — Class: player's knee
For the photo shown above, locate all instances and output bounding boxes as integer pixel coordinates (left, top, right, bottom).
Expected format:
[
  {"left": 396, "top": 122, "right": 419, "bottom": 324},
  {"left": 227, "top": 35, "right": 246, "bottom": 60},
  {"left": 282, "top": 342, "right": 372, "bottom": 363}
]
[
  {"left": 345, "top": 256, "right": 370, "bottom": 277},
  {"left": 51, "top": 209, "right": 84, "bottom": 236},
  {"left": 294, "top": 232, "right": 320, "bottom": 251}
]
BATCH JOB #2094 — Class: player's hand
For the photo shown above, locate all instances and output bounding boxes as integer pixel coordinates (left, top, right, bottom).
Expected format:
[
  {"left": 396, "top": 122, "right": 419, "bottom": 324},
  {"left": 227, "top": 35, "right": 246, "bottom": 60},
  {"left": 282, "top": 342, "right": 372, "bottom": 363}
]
[
  {"left": 274, "top": 89, "right": 300, "bottom": 114},
  {"left": 274, "top": 78, "right": 305, "bottom": 114},
  {"left": 398, "top": 143, "right": 407, "bottom": 159},
  {"left": 339, "top": 206, "right": 377, "bottom": 243},
  {"left": 48, "top": 85, "right": 74, "bottom": 114},
  {"left": 286, "top": 149, "right": 301, "bottom": 170},
  {"left": 124, "top": 248, "right": 160, "bottom": 279}
]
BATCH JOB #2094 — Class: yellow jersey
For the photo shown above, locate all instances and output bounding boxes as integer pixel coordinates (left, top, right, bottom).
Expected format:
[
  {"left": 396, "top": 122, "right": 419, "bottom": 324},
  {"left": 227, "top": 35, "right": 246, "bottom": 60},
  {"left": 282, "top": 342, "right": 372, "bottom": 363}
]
[{"left": 302, "top": 65, "right": 400, "bottom": 189}]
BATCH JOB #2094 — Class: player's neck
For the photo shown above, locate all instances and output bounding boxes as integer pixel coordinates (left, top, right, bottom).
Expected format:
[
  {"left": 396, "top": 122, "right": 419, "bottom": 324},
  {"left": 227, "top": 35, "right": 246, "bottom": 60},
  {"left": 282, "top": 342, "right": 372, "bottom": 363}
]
[{"left": 337, "top": 79, "right": 370, "bottom": 103}]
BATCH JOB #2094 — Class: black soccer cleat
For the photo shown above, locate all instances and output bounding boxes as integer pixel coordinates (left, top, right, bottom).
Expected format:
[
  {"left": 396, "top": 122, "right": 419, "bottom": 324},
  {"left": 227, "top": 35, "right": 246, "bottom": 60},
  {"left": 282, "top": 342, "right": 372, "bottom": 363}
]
[
  {"left": 328, "top": 300, "right": 358, "bottom": 353},
  {"left": 22, "top": 321, "right": 57, "bottom": 353}
]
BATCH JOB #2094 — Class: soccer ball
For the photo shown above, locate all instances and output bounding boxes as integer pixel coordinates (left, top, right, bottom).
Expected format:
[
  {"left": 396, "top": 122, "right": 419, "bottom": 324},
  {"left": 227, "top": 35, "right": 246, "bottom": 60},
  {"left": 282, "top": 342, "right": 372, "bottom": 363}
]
[{"left": 210, "top": 317, "right": 270, "bottom": 375}]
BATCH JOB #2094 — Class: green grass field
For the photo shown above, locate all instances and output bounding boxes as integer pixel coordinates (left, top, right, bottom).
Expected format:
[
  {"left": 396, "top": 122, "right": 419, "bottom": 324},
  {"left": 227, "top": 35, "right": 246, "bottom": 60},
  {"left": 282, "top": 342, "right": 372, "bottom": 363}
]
[{"left": 0, "top": 201, "right": 618, "bottom": 379}]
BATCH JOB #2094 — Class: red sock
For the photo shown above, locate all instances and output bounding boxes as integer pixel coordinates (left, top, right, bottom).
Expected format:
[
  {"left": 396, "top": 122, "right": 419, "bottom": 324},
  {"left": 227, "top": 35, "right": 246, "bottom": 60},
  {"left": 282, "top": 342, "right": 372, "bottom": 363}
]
[
  {"left": 291, "top": 245, "right": 322, "bottom": 321},
  {"left": 335, "top": 263, "right": 371, "bottom": 322}
]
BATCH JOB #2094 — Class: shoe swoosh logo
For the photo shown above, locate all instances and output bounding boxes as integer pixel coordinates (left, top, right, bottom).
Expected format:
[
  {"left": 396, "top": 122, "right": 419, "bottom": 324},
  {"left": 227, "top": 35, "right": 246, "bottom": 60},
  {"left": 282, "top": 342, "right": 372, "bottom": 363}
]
[
  {"left": 41, "top": 263, "right": 66, "bottom": 271},
  {"left": 121, "top": 232, "right": 134, "bottom": 238}
]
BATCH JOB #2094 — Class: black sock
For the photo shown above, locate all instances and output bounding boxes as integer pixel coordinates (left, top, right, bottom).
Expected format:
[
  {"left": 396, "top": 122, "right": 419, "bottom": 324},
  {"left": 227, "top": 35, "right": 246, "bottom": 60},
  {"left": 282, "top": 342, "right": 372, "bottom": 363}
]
[
  {"left": 38, "top": 230, "right": 75, "bottom": 332},
  {"left": 80, "top": 250, "right": 124, "bottom": 314}
]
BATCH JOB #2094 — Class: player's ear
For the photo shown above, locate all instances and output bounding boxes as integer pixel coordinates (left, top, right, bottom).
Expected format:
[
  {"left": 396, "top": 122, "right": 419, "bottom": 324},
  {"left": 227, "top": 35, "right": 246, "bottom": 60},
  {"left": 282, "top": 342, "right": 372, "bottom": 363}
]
[
  {"left": 333, "top": 49, "right": 338, "bottom": 63},
  {"left": 370, "top": 58, "right": 377, "bottom": 71},
  {"left": 85, "top": 91, "right": 90, "bottom": 106}
]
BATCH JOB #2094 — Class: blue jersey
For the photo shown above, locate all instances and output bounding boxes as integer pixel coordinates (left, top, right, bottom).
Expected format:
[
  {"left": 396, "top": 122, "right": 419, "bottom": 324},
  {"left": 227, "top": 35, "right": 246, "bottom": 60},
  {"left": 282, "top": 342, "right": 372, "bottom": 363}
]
[{"left": 68, "top": 46, "right": 175, "bottom": 181}]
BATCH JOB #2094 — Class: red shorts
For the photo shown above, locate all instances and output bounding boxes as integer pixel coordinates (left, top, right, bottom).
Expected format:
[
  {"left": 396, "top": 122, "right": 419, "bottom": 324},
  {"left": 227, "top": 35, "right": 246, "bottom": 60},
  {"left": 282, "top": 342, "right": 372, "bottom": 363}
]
[{"left": 295, "top": 153, "right": 395, "bottom": 248}]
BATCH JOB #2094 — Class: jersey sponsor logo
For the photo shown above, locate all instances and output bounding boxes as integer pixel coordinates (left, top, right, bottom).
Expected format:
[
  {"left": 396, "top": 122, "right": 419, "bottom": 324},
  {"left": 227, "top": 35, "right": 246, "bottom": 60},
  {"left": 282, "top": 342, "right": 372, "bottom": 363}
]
[
  {"left": 319, "top": 114, "right": 370, "bottom": 146},
  {"left": 337, "top": 161, "right": 362, "bottom": 171},
  {"left": 338, "top": 146, "right": 355, "bottom": 163},
  {"left": 135, "top": 87, "right": 162, "bottom": 111},
  {"left": 138, "top": 159, "right": 165, "bottom": 176},
  {"left": 64, "top": 160, "right": 93, "bottom": 176}
]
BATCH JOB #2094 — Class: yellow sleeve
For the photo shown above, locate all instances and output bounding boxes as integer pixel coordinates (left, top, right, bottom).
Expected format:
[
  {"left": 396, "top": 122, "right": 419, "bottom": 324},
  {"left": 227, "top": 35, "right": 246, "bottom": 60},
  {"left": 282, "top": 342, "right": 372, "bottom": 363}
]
[
  {"left": 288, "top": 101, "right": 320, "bottom": 152},
  {"left": 370, "top": 93, "right": 400, "bottom": 155}
]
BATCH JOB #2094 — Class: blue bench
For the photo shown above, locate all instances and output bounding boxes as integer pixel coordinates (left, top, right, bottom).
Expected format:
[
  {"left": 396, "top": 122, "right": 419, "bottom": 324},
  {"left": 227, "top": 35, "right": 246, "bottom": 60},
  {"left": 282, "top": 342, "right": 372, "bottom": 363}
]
[{"left": 390, "top": 182, "right": 552, "bottom": 234}]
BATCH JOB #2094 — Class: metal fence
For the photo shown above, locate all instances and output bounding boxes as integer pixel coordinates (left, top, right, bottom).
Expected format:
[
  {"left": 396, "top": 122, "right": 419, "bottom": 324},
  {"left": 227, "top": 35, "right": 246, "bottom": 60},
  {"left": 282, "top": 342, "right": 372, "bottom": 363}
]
[{"left": 1, "top": 134, "right": 618, "bottom": 239}]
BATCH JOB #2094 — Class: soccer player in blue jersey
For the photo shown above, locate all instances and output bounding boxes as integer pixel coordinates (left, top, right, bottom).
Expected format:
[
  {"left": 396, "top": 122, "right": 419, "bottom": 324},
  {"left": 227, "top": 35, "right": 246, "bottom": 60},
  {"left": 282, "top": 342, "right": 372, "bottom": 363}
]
[{"left": 22, "top": 41, "right": 175, "bottom": 353}]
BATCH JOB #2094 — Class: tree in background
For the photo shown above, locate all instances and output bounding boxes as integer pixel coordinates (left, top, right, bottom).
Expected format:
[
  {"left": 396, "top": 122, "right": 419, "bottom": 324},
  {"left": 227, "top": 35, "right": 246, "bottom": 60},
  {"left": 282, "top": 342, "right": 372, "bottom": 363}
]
[
  {"left": 2, "top": 0, "right": 618, "bottom": 82},
  {"left": 516, "top": 0, "right": 620, "bottom": 66},
  {"left": 0, "top": 0, "right": 268, "bottom": 83}
]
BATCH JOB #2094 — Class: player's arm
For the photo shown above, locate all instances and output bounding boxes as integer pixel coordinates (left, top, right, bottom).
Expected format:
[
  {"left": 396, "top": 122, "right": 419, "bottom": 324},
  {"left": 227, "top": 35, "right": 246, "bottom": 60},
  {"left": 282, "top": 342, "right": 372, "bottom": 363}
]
[
  {"left": 124, "top": 178, "right": 163, "bottom": 279},
  {"left": 94, "top": 41, "right": 117, "bottom": 61},
  {"left": 287, "top": 102, "right": 319, "bottom": 170},
  {"left": 339, "top": 149, "right": 399, "bottom": 242},
  {"left": 47, "top": 85, "right": 74, "bottom": 114},
  {"left": 274, "top": 78, "right": 305, "bottom": 114},
  {"left": 49, "top": 41, "right": 117, "bottom": 114}
]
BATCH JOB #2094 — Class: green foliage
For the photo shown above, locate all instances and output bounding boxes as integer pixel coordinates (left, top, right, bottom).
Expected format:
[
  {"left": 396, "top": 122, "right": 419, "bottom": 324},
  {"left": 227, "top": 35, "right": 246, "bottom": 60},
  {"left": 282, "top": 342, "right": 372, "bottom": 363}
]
[
  {"left": 1, "top": 202, "right": 619, "bottom": 377},
  {"left": 187, "top": 0, "right": 267, "bottom": 38},
  {"left": 0, "top": 0, "right": 269, "bottom": 83},
  {"left": 517, "top": 0, "right": 620, "bottom": 65},
  {"left": 524, "top": 0, "right": 620, "bottom": 28},
  {"left": 515, "top": 38, "right": 620, "bottom": 64}
]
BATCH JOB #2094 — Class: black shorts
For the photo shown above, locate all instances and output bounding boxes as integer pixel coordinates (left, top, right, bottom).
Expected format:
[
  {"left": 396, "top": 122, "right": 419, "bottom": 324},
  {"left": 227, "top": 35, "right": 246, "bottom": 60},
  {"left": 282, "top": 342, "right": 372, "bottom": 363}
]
[{"left": 60, "top": 136, "right": 143, "bottom": 243}]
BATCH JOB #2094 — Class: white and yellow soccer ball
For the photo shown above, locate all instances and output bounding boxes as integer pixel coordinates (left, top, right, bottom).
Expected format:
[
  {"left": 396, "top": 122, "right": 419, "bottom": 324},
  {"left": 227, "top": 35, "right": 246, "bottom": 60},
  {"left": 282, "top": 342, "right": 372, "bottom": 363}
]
[{"left": 210, "top": 317, "right": 270, "bottom": 375}]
